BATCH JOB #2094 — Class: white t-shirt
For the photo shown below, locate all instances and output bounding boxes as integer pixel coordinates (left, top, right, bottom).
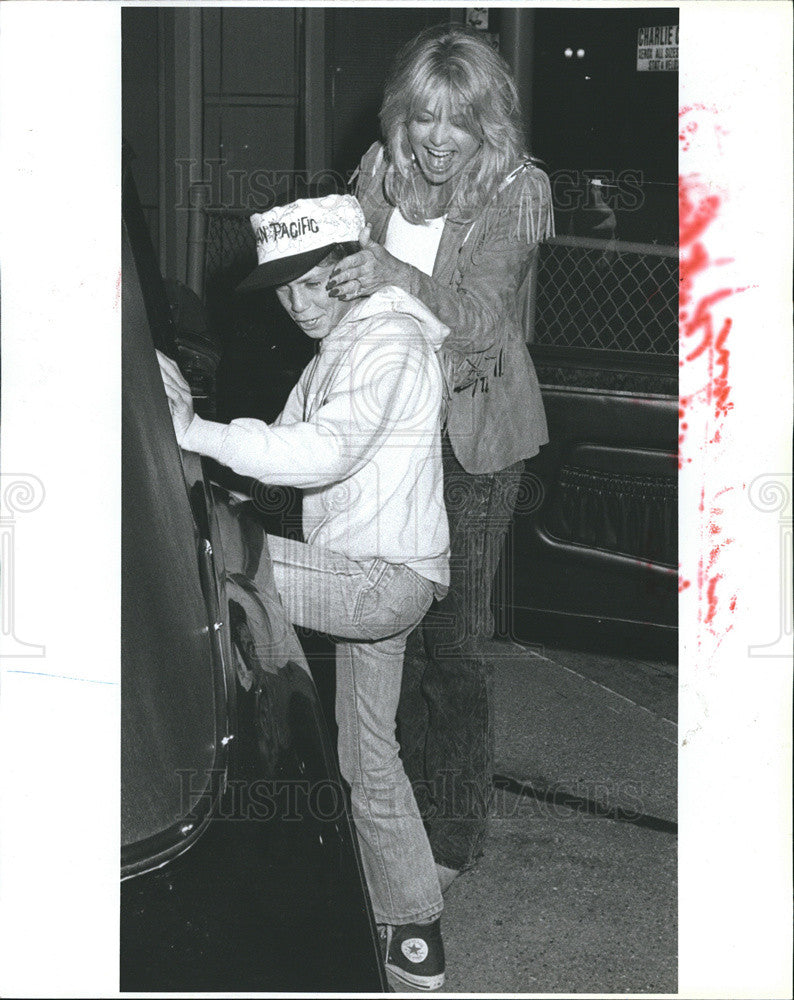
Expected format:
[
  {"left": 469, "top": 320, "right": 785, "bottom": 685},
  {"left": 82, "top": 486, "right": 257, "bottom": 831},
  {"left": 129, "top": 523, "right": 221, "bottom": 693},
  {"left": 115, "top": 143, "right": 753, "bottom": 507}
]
[{"left": 384, "top": 209, "right": 445, "bottom": 276}]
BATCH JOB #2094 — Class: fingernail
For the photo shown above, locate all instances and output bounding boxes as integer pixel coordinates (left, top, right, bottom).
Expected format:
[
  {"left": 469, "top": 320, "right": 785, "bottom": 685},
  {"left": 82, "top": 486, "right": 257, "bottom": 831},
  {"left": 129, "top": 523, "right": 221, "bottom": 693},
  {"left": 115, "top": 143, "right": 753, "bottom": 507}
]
[
  {"left": 326, "top": 280, "right": 337, "bottom": 290},
  {"left": 328, "top": 289, "right": 339, "bottom": 298}
]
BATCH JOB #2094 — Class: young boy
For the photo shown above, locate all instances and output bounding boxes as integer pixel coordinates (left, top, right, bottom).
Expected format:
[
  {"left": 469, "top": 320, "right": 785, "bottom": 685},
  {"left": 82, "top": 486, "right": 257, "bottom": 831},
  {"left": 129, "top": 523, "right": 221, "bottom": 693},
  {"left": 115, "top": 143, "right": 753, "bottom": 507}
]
[{"left": 158, "top": 194, "right": 449, "bottom": 990}]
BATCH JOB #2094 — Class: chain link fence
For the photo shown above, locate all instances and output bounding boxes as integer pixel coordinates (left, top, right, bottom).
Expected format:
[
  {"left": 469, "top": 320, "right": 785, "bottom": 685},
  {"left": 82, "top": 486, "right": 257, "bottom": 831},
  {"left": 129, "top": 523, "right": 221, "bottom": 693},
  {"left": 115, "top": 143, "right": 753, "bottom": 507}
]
[
  {"left": 202, "top": 208, "right": 258, "bottom": 293},
  {"left": 533, "top": 235, "right": 678, "bottom": 356},
  {"left": 195, "top": 210, "right": 678, "bottom": 359}
]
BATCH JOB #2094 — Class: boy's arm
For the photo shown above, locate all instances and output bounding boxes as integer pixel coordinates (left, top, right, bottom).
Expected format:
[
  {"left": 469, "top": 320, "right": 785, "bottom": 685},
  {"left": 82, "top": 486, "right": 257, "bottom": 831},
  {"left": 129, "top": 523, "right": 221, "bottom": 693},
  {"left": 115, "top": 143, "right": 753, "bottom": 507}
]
[{"left": 180, "top": 322, "right": 439, "bottom": 488}]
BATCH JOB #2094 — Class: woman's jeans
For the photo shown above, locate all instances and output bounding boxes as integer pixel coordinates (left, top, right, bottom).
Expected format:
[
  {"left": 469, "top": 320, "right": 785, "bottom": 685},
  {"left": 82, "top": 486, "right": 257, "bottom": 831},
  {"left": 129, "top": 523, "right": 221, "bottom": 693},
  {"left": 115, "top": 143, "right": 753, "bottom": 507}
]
[
  {"left": 266, "top": 533, "right": 444, "bottom": 926},
  {"left": 398, "top": 436, "right": 524, "bottom": 872}
]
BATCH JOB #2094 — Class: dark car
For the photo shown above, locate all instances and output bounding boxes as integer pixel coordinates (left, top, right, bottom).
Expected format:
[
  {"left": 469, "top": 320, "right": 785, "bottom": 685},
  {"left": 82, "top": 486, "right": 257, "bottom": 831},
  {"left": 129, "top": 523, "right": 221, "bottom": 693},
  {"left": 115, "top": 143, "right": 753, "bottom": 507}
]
[{"left": 120, "top": 147, "right": 386, "bottom": 993}]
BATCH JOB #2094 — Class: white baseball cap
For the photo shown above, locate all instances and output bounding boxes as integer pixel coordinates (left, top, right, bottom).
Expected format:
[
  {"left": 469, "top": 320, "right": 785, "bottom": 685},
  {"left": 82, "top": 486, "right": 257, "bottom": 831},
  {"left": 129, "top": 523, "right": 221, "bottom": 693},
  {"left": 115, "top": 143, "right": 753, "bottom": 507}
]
[{"left": 236, "top": 193, "right": 366, "bottom": 292}]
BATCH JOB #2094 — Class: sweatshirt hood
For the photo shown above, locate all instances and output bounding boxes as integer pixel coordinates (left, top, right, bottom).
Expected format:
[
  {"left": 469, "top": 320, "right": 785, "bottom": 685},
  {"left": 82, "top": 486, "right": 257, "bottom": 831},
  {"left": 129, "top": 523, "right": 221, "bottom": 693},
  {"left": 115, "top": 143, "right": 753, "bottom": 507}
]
[{"left": 336, "top": 285, "right": 450, "bottom": 352}]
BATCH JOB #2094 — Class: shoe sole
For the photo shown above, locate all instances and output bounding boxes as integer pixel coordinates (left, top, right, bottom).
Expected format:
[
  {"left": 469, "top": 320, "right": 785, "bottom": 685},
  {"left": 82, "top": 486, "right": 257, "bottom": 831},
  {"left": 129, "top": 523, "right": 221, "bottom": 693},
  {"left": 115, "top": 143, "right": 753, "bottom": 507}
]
[{"left": 385, "top": 963, "right": 445, "bottom": 991}]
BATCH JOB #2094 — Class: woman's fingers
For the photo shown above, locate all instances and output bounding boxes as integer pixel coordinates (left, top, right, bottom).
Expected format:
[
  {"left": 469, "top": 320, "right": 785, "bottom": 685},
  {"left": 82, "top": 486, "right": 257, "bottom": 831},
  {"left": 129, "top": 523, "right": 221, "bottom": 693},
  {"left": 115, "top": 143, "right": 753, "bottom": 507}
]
[
  {"left": 328, "top": 259, "right": 376, "bottom": 298},
  {"left": 329, "top": 246, "right": 392, "bottom": 290},
  {"left": 327, "top": 241, "right": 408, "bottom": 299},
  {"left": 333, "top": 263, "right": 369, "bottom": 286},
  {"left": 329, "top": 250, "right": 371, "bottom": 284}
]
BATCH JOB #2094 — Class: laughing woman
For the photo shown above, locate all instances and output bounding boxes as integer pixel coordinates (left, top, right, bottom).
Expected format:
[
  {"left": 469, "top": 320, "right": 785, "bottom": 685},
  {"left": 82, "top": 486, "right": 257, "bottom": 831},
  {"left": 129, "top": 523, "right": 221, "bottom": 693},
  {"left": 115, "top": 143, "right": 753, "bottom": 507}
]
[{"left": 328, "top": 24, "right": 554, "bottom": 889}]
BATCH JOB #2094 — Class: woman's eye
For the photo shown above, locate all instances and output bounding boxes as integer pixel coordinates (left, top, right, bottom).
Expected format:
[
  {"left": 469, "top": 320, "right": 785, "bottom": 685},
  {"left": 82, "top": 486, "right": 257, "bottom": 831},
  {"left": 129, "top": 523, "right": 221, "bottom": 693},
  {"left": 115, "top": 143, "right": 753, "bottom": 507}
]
[{"left": 414, "top": 114, "right": 433, "bottom": 124}]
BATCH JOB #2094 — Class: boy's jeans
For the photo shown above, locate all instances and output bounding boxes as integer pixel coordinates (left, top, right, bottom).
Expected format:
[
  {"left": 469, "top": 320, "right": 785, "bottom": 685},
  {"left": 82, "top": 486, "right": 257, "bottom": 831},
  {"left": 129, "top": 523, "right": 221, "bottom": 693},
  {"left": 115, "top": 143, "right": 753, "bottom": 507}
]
[{"left": 266, "top": 533, "right": 444, "bottom": 926}]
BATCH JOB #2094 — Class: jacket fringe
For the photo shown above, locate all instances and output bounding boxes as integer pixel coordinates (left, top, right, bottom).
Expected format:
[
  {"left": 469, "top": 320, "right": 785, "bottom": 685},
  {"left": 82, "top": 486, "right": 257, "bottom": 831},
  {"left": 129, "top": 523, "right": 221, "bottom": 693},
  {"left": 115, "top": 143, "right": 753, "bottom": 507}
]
[{"left": 465, "top": 160, "right": 556, "bottom": 249}]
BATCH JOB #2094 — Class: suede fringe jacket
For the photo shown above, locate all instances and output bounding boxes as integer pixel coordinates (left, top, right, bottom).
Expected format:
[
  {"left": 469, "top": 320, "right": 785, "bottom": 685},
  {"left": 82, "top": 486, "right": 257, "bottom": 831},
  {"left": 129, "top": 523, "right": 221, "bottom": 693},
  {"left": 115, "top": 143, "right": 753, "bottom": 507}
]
[{"left": 354, "top": 141, "right": 555, "bottom": 475}]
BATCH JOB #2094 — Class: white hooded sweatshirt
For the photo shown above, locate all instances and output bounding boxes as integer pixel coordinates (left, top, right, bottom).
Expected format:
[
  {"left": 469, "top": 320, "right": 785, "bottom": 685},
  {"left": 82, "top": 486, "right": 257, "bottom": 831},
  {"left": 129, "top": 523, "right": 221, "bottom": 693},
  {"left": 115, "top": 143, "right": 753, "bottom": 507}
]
[{"left": 182, "top": 286, "right": 450, "bottom": 586}]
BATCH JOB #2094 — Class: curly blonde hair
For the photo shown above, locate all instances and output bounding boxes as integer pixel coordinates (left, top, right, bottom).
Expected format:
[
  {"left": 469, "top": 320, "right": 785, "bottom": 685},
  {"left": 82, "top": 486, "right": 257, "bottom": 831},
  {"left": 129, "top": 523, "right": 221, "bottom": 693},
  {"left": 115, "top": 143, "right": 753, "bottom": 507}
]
[{"left": 379, "top": 24, "right": 527, "bottom": 223}]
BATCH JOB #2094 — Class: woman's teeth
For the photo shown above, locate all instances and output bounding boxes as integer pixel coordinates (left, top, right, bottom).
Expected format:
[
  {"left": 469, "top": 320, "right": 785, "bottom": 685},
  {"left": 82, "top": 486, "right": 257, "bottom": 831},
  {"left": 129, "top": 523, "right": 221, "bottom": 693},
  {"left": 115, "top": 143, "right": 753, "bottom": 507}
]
[{"left": 427, "top": 149, "right": 454, "bottom": 164}]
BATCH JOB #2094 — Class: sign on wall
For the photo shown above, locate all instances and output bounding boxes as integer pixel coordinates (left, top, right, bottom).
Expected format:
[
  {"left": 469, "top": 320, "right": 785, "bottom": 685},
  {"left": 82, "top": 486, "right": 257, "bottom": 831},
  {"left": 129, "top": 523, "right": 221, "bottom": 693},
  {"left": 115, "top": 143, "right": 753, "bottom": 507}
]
[
  {"left": 465, "top": 8, "right": 488, "bottom": 31},
  {"left": 465, "top": 7, "right": 499, "bottom": 51},
  {"left": 636, "top": 25, "right": 678, "bottom": 72}
]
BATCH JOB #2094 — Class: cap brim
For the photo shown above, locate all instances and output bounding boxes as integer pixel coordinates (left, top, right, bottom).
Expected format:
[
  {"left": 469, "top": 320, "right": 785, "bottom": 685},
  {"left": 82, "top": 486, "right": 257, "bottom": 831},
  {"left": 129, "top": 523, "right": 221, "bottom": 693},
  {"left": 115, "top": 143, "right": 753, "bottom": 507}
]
[{"left": 235, "top": 245, "right": 336, "bottom": 294}]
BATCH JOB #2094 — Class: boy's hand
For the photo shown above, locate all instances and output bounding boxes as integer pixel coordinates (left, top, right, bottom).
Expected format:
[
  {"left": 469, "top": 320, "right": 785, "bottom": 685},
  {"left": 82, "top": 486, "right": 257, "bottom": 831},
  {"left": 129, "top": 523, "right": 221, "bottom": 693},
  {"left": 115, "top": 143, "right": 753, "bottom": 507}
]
[{"left": 157, "top": 350, "right": 195, "bottom": 445}]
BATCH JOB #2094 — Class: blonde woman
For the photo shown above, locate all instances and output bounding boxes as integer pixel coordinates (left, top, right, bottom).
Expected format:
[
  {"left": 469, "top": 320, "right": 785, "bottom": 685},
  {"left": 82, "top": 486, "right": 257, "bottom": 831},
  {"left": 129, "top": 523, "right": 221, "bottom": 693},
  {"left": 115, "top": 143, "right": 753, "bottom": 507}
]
[{"left": 329, "top": 24, "right": 554, "bottom": 892}]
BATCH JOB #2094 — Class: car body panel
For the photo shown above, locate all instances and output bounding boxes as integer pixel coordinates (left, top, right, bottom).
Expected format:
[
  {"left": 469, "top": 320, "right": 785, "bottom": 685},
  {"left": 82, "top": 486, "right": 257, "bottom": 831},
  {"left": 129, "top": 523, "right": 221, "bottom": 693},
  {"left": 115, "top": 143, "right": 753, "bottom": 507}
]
[{"left": 120, "top": 147, "right": 386, "bottom": 992}]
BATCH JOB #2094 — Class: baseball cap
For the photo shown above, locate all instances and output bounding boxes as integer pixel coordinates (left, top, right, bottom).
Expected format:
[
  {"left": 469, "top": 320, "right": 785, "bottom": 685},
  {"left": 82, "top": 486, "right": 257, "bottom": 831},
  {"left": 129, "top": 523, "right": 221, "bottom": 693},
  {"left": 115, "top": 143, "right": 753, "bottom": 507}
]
[{"left": 236, "top": 194, "right": 366, "bottom": 292}]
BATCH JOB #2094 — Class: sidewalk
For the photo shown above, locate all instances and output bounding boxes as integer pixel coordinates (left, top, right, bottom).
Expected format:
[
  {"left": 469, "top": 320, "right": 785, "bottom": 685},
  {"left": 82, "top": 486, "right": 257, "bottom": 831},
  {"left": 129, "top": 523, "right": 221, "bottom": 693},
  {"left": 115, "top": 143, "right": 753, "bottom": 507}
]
[{"left": 434, "top": 640, "right": 678, "bottom": 994}]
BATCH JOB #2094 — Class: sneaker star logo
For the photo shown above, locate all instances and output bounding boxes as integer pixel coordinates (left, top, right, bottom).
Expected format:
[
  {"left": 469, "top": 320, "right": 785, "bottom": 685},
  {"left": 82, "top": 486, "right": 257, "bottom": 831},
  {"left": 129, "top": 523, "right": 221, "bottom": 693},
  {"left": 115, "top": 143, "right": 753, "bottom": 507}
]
[{"left": 401, "top": 938, "right": 428, "bottom": 963}]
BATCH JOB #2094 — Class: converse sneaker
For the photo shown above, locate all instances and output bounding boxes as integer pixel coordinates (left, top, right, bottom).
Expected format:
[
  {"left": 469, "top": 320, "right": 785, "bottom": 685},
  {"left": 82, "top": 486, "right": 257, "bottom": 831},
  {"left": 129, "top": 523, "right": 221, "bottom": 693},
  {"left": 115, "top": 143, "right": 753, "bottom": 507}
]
[{"left": 381, "top": 918, "right": 445, "bottom": 991}]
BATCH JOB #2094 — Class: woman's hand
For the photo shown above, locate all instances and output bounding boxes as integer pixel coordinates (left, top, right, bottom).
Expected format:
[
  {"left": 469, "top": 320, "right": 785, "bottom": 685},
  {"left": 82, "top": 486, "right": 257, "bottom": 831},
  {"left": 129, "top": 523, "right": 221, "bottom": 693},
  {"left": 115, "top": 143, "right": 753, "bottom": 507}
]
[
  {"left": 157, "top": 350, "right": 195, "bottom": 445},
  {"left": 326, "top": 225, "right": 414, "bottom": 300}
]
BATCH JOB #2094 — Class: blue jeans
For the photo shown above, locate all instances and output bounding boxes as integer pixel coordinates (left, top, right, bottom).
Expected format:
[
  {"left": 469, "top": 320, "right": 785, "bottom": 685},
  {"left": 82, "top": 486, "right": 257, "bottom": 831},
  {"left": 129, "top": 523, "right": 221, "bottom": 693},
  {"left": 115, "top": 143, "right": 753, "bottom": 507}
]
[
  {"left": 398, "top": 437, "right": 524, "bottom": 872},
  {"left": 266, "top": 534, "right": 444, "bottom": 926}
]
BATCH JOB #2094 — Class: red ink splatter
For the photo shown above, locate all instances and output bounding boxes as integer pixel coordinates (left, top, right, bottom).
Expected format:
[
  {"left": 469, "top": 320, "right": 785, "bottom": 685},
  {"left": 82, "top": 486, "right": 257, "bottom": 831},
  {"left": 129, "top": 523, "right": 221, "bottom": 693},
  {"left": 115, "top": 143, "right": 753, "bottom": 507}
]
[
  {"left": 678, "top": 119, "right": 697, "bottom": 153},
  {"left": 679, "top": 105, "right": 730, "bottom": 157},
  {"left": 678, "top": 177, "right": 725, "bottom": 470},
  {"left": 703, "top": 573, "right": 722, "bottom": 627},
  {"left": 678, "top": 169, "right": 747, "bottom": 649},
  {"left": 679, "top": 103, "right": 719, "bottom": 119},
  {"left": 115, "top": 270, "right": 122, "bottom": 310}
]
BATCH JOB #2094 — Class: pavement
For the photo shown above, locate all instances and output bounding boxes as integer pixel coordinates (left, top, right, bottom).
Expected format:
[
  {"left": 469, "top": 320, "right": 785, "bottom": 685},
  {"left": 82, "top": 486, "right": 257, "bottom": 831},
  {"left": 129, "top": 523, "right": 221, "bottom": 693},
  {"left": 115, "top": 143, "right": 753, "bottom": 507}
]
[{"left": 403, "top": 640, "right": 678, "bottom": 996}]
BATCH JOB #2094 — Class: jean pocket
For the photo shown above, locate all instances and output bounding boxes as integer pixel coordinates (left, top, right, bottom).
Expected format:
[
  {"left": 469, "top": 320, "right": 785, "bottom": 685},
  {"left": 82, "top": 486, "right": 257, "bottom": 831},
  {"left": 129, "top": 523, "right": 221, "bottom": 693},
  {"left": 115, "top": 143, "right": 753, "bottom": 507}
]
[{"left": 352, "top": 562, "right": 434, "bottom": 641}]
